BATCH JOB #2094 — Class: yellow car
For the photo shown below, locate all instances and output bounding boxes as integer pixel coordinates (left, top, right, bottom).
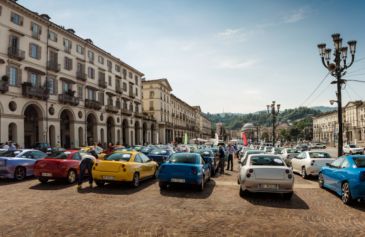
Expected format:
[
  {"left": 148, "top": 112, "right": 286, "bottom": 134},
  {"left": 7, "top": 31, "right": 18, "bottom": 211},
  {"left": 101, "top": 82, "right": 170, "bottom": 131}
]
[
  {"left": 80, "top": 146, "right": 107, "bottom": 160},
  {"left": 92, "top": 151, "right": 158, "bottom": 187}
]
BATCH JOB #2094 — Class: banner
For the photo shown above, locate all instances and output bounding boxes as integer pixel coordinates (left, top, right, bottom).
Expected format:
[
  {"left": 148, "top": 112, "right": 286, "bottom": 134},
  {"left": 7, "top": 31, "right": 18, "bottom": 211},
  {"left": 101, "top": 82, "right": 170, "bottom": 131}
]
[{"left": 242, "top": 132, "right": 248, "bottom": 146}]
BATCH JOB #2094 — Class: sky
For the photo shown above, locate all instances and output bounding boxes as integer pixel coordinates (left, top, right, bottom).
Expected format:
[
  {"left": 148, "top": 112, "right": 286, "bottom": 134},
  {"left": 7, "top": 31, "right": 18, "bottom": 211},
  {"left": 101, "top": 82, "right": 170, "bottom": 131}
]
[{"left": 20, "top": 0, "right": 365, "bottom": 114}]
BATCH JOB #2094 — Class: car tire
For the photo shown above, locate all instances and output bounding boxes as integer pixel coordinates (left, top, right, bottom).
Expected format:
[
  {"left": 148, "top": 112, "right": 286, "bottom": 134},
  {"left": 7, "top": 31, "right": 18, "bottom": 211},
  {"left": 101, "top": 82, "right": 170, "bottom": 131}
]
[
  {"left": 159, "top": 181, "right": 167, "bottom": 190},
  {"left": 95, "top": 180, "right": 105, "bottom": 186},
  {"left": 283, "top": 192, "right": 293, "bottom": 200},
  {"left": 341, "top": 182, "right": 353, "bottom": 205},
  {"left": 301, "top": 167, "right": 307, "bottom": 179},
  {"left": 14, "top": 167, "right": 26, "bottom": 181},
  {"left": 198, "top": 178, "right": 205, "bottom": 191},
  {"left": 318, "top": 173, "right": 325, "bottom": 189},
  {"left": 239, "top": 186, "right": 248, "bottom": 197},
  {"left": 153, "top": 167, "right": 157, "bottom": 179},
  {"left": 38, "top": 177, "right": 48, "bottom": 184},
  {"left": 67, "top": 170, "right": 77, "bottom": 184},
  {"left": 131, "top": 173, "right": 140, "bottom": 188}
]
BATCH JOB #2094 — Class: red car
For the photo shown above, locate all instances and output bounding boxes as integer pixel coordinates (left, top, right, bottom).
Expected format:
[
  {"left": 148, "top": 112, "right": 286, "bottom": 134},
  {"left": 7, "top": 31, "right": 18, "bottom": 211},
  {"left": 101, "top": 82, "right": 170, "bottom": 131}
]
[{"left": 34, "top": 150, "right": 82, "bottom": 184}]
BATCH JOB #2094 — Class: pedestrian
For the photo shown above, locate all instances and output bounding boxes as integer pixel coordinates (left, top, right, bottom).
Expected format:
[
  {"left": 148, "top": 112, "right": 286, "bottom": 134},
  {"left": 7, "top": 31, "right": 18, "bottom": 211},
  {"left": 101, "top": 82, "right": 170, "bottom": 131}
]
[
  {"left": 2, "top": 142, "right": 9, "bottom": 150},
  {"left": 216, "top": 144, "right": 226, "bottom": 175},
  {"left": 77, "top": 153, "right": 96, "bottom": 189},
  {"left": 8, "top": 142, "right": 16, "bottom": 151},
  {"left": 226, "top": 144, "right": 235, "bottom": 171}
]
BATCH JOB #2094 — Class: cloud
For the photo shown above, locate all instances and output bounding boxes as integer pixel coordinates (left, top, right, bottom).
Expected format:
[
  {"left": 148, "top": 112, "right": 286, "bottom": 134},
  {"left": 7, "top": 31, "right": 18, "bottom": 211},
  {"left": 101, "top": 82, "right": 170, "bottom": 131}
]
[
  {"left": 219, "top": 59, "right": 258, "bottom": 69},
  {"left": 283, "top": 8, "right": 307, "bottom": 23},
  {"left": 217, "top": 28, "right": 248, "bottom": 42}
]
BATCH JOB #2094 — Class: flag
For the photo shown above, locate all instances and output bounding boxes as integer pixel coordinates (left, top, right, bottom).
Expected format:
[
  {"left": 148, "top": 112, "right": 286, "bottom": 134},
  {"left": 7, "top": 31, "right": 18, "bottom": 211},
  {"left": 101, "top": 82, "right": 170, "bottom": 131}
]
[{"left": 242, "top": 132, "right": 248, "bottom": 146}]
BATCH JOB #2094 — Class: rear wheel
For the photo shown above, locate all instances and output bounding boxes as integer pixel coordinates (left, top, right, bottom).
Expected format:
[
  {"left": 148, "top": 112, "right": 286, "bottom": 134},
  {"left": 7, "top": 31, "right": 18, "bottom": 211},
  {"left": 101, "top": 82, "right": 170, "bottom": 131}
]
[
  {"left": 67, "top": 170, "right": 77, "bottom": 184},
  {"left": 198, "top": 178, "right": 205, "bottom": 191},
  {"left": 131, "top": 173, "right": 140, "bottom": 187},
  {"left": 239, "top": 186, "right": 248, "bottom": 197},
  {"left": 301, "top": 167, "right": 307, "bottom": 179},
  {"left": 341, "top": 182, "right": 353, "bottom": 205},
  {"left": 318, "top": 173, "right": 324, "bottom": 189},
  {"left": 159, "top": 181, "right": 167, "bottom": 190},
  {"left": 38, "top": 177, "right": 48, "bottom": 184},
  {"left": 95, "top": 180, "right": 105, "bottom": 187},
  {"left": 283, "top": 192, "right": 293, "bottom": 200},
  {"left": 14, "top": 167, "right": 26, "bottom": 181}
]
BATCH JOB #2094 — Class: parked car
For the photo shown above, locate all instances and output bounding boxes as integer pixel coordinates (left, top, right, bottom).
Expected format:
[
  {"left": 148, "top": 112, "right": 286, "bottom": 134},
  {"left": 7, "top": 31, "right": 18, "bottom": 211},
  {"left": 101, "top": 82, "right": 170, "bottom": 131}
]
[
  {"left": 270, "top": 147, "right": 283, "bottom": 155},
  {"left": 31, "top": 143, "right": 51, "bottom": 153},
  {"left": 0, "top": 149, "right": 47, "bottom": 180},
  {"left": 239, "top": 150, "right": 263, "bottom": 167},
  {"left": 280, "top": 148, "right": 300, "bottom": 166},
  {"left": 291, "top": 151, "right": 335, "bottom": 179},
  {"left": 197, "top": 149, "right": 219, "bottom": 176},
  {"left": 310, "top": 143, "right": 326, "bottom": 149},
  {"left": 80, "top": 146, "right": 106, "bottom": 159},
  {"left": 296, "top": 144, "right": 309, "bottom": 152},
  {"left": 263, "top": 146, "right": 273, "bottom": 154},
  {"left": 92, "top": 151, "right": 158, "bottom": 187},
  {"left": 319, "top": 155, "right": 365, "bottom": 205},
  {"left": 157, "top": 153, "right": 211, "bottom": 191},
  {"left": 146, "top": 148, "right": 174, "bottom": 165},
  {"left": 34, "top": 150, "right": 84, "bottom": 184},
  {"left": 238, "top": 154, "right": 294, "bottom": 199},
  {"left": 343, "top": 144, "right": 364, "bottom": 155}
]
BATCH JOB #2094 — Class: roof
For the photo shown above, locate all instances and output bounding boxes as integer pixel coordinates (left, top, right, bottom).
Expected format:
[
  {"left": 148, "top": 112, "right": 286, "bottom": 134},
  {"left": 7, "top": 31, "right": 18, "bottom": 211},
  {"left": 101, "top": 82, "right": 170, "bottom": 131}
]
[{"left": 143, "top": 79, "right": 173, "bottom": 91}]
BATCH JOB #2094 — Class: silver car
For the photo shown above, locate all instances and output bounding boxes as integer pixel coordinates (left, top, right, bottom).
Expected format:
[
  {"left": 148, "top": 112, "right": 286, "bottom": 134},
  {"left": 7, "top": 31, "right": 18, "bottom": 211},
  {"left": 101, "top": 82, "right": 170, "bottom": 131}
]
[
  {"left": 238, "top": 154, "right": 294, "bottom": 199},
  {"left": 290, "top": 151, "right": 335, "bottom": 178}
]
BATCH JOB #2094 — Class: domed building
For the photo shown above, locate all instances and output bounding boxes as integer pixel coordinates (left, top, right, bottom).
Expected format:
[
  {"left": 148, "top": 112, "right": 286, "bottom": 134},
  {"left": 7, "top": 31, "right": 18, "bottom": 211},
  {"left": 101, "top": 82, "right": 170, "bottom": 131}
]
[{"left": 241, "top": 123, "right": 258, "bottom": 143}]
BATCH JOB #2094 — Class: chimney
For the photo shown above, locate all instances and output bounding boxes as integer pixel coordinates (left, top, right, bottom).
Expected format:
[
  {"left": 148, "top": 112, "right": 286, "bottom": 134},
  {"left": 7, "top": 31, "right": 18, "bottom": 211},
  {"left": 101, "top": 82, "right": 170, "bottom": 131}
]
[
  {"left": 66, "top": 28, "right": 75, "bottom": 34},
  {"left": 85, "top": 38, "right": 93, "bottom": 44},
  {"left": 40, "top": 14, "right": 51, "bottom": 21}
]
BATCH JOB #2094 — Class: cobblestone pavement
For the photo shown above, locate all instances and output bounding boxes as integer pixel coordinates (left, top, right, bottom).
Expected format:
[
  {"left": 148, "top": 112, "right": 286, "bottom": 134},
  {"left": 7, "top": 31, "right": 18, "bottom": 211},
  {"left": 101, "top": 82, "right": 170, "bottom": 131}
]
[{"left": 1, "top": 155, "right": 365, "bottom": 237}]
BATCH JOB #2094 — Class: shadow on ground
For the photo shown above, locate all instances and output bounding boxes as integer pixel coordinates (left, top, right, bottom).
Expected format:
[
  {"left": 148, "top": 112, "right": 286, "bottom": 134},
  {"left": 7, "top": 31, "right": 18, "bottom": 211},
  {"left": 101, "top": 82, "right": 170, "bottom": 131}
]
[
  {"left": 29, "top": 180, "right": 76, "bottom": 190},
  {"left": 321, "top": 187, "right": 365, "bottom": 211},
  {"left": 159, "top": 179, "right": 215, "bottom": 199}
]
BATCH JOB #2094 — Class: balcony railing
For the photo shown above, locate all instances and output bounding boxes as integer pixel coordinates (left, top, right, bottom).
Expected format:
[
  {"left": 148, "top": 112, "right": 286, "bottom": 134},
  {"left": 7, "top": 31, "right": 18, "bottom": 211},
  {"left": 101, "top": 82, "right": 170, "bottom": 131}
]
[
  {"left": 76, "top": 71, "right": 87, "bottom": 81},
  {"left": 85, "top": 99, "right": 102, "bottom": 110},
  {"left": 8, "top": 47, "right": 25, "bottom": 61},
  {"left": 134, "top": 112, "right": 144, "bottom": 118},
  {"left": 58, "top": 93, "right": 79, "bottom": 106},
  {"left": 47, "top": 61, "right": 61, "bottom": 72},
  {"left": 105, "top": 104, "right": 119, "bottom": 113},
  {"left": 22, "top": 83, "right": 48, "bottom": 100},
  {"left": 0, "top": 80, "right": 9, "bottom": 93},
  {"left": 98, "top": 79, "right": 107, "bottom": 88},
  {"left": 129, "top": 92, "right": 135, "bottom": 98},
  {"left": 121, "top": 108, "right": 132, "bottom": 116}
]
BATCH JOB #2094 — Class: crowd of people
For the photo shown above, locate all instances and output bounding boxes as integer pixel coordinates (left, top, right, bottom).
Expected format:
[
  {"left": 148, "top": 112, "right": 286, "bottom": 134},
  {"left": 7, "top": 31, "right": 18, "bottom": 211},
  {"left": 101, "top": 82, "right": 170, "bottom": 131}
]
[{"left": 0, "top": 141, "right": 19, "bottom": 151}]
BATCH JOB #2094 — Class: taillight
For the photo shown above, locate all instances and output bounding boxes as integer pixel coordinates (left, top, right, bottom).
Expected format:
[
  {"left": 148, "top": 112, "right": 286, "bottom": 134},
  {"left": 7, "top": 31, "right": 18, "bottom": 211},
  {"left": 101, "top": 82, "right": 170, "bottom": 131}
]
[
  {"left": 360, "top": 172, "right": 365, "bottom": 182},
  {"left": 191, "top": 167, "right": 197, "bottom": 175},
  {"left": 249, "top": 169, "right": 254, "bottom": 173},
  {"left": 285, "top": 169, "right": 290, "bottom": 174},
  {"left": 288, "top": 174, "right": 293, "bottom": 179},
  {"left": 311, "top": 160, "right": 315, "bottom": 166},
  {"left": 246, "top": 173, "right": 251, "bottom": 178}
]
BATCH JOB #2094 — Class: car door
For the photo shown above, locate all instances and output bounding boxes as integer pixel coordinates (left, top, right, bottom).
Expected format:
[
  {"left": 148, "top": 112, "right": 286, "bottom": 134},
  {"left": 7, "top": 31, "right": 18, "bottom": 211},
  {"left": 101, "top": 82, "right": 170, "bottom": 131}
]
[
  {"left": 200, "top": 157, "right": 210, "bottom": 180},
  {"left": 332, "top": 158, "right": 350, "bottom": 194},
  {"left": 324, "top": 158, "right": 344, "bottom": 190},
  {"left": 291, "top": 152, "right": 304, "bottom": 172},
  {"left": 140, "top": 153, "right": 154, "bottom": 177},
  {"left": 71, "top": 152, "right": 82, "bottom": 174},
  {"left": 28, "top": 151, "right": 47, "bottom": 175},
  {"left": 134, "top": 154, "right": 147, "bottom": 179}
]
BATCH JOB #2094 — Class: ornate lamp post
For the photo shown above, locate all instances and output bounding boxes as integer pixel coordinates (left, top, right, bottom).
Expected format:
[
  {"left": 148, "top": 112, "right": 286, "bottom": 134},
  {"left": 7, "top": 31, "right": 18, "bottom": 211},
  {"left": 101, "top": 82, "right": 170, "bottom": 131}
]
[
  {"left": 318, "top": 33, "right": 357, "bottom": 156},
  {"left": 266, "top": 101, "right": 280, "bottom": 146}
]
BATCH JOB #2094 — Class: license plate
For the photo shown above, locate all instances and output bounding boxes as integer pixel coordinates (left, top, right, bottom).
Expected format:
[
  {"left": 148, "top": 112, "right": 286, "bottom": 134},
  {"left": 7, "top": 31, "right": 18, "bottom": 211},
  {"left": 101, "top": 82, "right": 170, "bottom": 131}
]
[
  {"left": 42, "top": 173, "right": 52, "bottom": 177},
  {"left": 260, "top": 184, "right": 278, "bottom": 189},
  {"left": 171, "top": 178, "right": 185, "bottom": 183},
  {"left": 102, "top": 176, "right": 115, "bottom": 180}
]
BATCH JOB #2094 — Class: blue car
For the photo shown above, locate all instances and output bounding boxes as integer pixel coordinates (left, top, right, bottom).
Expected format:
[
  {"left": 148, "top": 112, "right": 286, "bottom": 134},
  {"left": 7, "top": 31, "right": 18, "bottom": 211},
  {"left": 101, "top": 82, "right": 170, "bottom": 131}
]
[
  {"left": 147, "top": 148, "right": 174, "bottom": 165},
  {"left": 157, "top": 153, "right": 211, "bottom": 191},
  {"left": 0, "top": 149, "right": 47, "bottom": 181},
  {"left": 319, "top": 155, "right": 365, "bottom": 205},
  {"left": 196, "top": 149, "right": 219, "bottom": 176}
]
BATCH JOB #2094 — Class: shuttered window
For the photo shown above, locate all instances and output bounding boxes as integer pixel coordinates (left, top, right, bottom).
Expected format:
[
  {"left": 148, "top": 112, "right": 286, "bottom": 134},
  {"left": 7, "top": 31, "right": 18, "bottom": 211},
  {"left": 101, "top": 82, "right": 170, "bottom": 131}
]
[
  {"left": 64, "top": 57, "right": 73, "bottom": 70},
  {"left": 29, "top": 43, "right": 41, "bottom": 59},
  {"left": 98, "top": 92, "right": 104, "bottom": 105},
  {"left": 10, "top": 12, "right": 23, "bottom": 26},
  {"left": 31, "top": 22, "right": 42, "bottom": 39}
]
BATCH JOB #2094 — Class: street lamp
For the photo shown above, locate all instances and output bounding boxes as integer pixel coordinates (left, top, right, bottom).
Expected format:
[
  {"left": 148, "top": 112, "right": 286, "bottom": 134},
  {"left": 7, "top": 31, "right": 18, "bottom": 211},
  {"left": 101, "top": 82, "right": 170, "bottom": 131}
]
[
  {"left": 266, "top": 101, "right": 280, "bottom": 147},
  {"left": 318, "top": 33, "right": 357, "bottom": 156}
]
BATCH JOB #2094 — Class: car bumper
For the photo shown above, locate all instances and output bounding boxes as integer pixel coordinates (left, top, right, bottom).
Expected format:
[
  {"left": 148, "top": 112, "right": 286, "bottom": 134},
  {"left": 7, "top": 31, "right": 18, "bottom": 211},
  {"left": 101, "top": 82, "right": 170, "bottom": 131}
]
[
  {"left": 34, "top": 169, "right": 68, "bottom": 179},
  {"left": 350, "top": 183, "right": 365, "bottom": 199},
  {"left": 158, "top": 173, "right": 203, "bottom": 185},
  {"left": 241, "top": 178, "right": 294, "bottom": 193},
  {"left": 306, "top": 166, "right": 321, "bottom": 176},
  {"left": 92, "top": 171, "right": 133, "bottom": 182},
  {"left": 0, "top": 167, "right": 13, "bottom": 179}
]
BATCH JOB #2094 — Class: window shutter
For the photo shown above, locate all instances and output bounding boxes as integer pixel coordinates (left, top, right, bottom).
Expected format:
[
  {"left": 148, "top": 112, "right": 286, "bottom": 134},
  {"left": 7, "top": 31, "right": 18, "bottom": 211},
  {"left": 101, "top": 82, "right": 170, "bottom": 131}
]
[
  {"left": 55, "top": 34, "right": 58, "bottom": 42},
  {"left": 20, "top": 16, "right": 23, "bottom": 26},
  {"left": 29, "top": 43, "right": 32, "bottom": 57},
  {"left": 99, "top": 92, "right": 104, "bottom": 105},
  {"left": 54, "top": 78, "right": 58, "bottom": 95},
  {"left": 39, "top": 26, "right": 42, "bottom": 35},
  {"left": 70, "top": 59, "right": 73, "bottom": 70},
  {"left": 17, "top": 69, "right": 22, "bottom": 87},
  {"left": 30, "top": 23, "right": 33, "bottom": 31},
  {"left": 37, "top": 45, "right": 41, "bottom": 59},
  {"left": 64, "top": 57, "right": 67, "bottom": 69}
]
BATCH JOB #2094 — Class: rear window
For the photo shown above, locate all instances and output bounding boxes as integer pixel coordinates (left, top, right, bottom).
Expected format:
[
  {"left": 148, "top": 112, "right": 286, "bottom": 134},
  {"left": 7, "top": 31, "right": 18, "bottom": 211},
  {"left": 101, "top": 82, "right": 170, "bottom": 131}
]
[
  {"left": 250, "top": 156, "right": 285, "bottom": 166},
  {"left": 48, "top": 151, "right": 71, "bottom": 159},
  {"left": 349, "top": 145, "right": 357, "bottom": 148},
  {"left": 309, "top": 152, "right": 331, "bottom": 158},
  {"left": 106, "top": 153, "right": 131, "bottom": 161},
  {"left": 353, "top": 157, "right": 365, "bottom": 168},
  {"left": 150, "top": 149, "right": 168, "bottom": 155},
  {"left": 169, "top": 154, "right": 199, "bottom": 164}
]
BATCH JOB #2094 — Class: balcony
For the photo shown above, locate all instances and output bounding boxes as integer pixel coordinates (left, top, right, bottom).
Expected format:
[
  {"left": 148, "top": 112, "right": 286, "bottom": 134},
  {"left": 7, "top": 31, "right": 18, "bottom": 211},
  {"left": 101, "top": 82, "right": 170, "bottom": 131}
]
[
  {"left": 85, "top": 99, "right": 102, "bottom": 110},
  {"left": 98, "top": 79, "right": 107, "bottom": 88},
  {"left": 22, "top": 82, "right": 48, "bottom": 100},
  {"left": 58, "top": 93, "right": 79, "bottom": 106},
  {"left": 76, "top": 71, "right": 87, "bottom": 81},
  {"left": 129, "top": 92, "right": 135, "bottom": 98},
  {"left": 121, "top": 108, "right": 132, "bottom": 116},
  {"left": 116, "top": 86, "right": 122, "bottom": 94},
  {"left": 134, "top": 112, "right": 144, "bottom": 118},
  {"left": 0, "top": 80, "right": 9, "bottom": 93},
  {"left": 8, "top": 47, "right": 25, "bottom": 61},
  {"left": 105, "top": 104, "right": 119, "bottom": 113},
  {"left": 47, "top": 61, "right": 60, "bottom": 73}
]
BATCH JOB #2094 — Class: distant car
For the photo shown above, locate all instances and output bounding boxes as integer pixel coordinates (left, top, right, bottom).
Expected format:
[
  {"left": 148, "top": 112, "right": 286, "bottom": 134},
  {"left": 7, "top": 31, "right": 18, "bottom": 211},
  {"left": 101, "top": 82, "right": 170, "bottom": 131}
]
[
  {"left": 280, "top": 148, "right": 300, "bottom": 166},
  {"left": 291, "top": 151, "right": 335, "bottom": 178},
  {"left": 0, "top": 149, "right": 47, "bottom": 180},
  {"left": 310, "top": 143, "right": 326, "bottom": 149},
  {"left": 270, "top": 147, "right": 283, "bottom": 155},
  {"left": 197, "top": 149, "right": 219, "bottom": 176},
  {"left": 238, "top": 154, "right": 294, "bottom": 199},
  {"left": 239, "top": 150, "right": 263, "bottom": 166},
  {"left": 146, "top": 149, "right": 174, "bottom": 165},
  {"left": 343, "top": 144, "right": 364, "bottom": 155},
  {"left": 319, "top": 155, "right": 365, "bottom": 205},
  {"left": 34, "top": 150, "right": 84, "bottom": 184},
  {"left": 157, "top": 153, "right": 211, "bottom": 191},
  {"left": 296, "top": 144, "right": 309, "bottom": 152},
  {"left": 31, "top": 143, "right": 51, "bottom": 153},
  {"left": 263, "top": 146, "right": 273, "bottom": 153}
]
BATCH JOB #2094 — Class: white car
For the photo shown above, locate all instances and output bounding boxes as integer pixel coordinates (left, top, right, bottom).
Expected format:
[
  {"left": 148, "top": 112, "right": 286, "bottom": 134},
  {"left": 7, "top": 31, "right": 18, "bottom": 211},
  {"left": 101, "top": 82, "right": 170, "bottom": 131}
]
[
  {"left": 280, "top": 148, "right": 300, "bottom": 166},
  {"left": 343, "top": 144, "right": 363, "bottom": 155},
  {"left": 290, "top": 151, "right": 335, "bottom": 178},
  {"left": 238, "top": 154, "right": 294, "bottom": 199},
  {"left": 239, "top": 150, "right": 263, "bottom": 167}
]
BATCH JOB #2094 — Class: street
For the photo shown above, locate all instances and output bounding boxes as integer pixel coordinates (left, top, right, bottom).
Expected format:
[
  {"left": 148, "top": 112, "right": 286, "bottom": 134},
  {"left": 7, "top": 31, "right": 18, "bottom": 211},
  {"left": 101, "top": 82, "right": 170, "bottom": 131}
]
[{"left": 1, "top": 148, "right": 365, "bottom": 237}]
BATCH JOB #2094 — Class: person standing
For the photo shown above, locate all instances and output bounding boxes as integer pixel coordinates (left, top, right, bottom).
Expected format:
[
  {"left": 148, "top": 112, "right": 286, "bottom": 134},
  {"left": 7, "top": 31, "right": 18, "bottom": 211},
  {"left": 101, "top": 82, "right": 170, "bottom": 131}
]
[
  {"left": 2, "top": 142, "right": 9, "bottom": 150},
  {"left": 226, "top": 144, "right": 235, "bottom": 171},
  {"left": 217, "top": 144, "right": 226, "bottom": 175},
  {"left": 77, "top": 154, "right": 96, "bottom": 189}
]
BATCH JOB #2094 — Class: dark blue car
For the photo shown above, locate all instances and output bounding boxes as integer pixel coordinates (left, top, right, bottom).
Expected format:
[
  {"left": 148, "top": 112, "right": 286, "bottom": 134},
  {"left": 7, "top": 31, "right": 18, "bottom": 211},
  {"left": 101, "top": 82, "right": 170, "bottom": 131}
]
[
  {"left": 157, "top": 153, "right": 211, "bottom": 191},
  {"left": 196, "top": 149, "right": 219, "bottom": 176},
  {"left": 147, "top": 149, "right": 174, "bottom": 165},
  {"left": 319, "top": 155, "right": 365, "bottom": 205}
]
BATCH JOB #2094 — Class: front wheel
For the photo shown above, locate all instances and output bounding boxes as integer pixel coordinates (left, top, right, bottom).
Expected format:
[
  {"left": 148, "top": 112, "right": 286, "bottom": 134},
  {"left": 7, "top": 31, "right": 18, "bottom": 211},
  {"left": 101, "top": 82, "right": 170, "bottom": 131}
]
[
  {"left": 131, "top": 173, "right": 140, "bottom": 187},
  {"left": 67, "top": 170, "right": 77, "bottom": 184},
  {"left": 14, "top": 167, "right": 26, "bottom": 181},
  {"left": 301, "top": 167, "right": 307, "bottom": 179},
  {"left": 197, "top": 178, "right": 205, "bottom": 191},
  {"left": 38, "top": 177, "right": 48, "bottom": 184},
  {"left": 341, "top": 182, "right": 353, "bottom": 205},
  {"left": 95, "top": 180, "right": 105, "bottom": 186},
  {"left": 318, "top": 173, "right": 324, "bottom": 189},
  {"left": 159, "top": 181, "right": 167, "bottom": 190}
]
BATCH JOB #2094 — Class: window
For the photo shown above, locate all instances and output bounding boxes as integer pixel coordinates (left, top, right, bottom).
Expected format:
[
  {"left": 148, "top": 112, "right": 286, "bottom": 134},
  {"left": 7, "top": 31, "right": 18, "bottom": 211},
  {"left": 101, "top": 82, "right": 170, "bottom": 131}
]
[
  {"left": 99, "top": 92, "right": 104, "bottom": 105},
  {"left": 48, "top": 31, "right": 57, "bottom": 42},
  {"left": 98, "top": 56, "right": 104, "bottom": 64},
  {"left": 31, "top": 22, "right": 41, "bottom": 39},
  {"left": 10, "top": 12, "right": 23, "bottom": 26},
  {"left": 107, "top": 60, "right": 112, "bottom": 72},
  {"left": 123, "top": 82, "right": 127, "bottom": 91},
  {"left": 63, "top": 38, "right": 72, "bottom": 53},
  {"left": 64, "top": 57, "right": 73, "bottom": 70},
  {"left": 115, "top": 65, "right": 120, "bottom": 72},
  {"left": 128, "top": 72, "right": 132, "bottom": 79},
  {"left": 149, "top": 91, "right": 154, "bottom": 98},
  {"left": 87, "top": 89, "right": 96, "bottom": 100},
  {"left": 135, "top": 88, "right": 138, "bottom": 97},
  {"left": 29, "top": 72, "right": 40, "bottom": 87},
  {"left": 149, "top": 101, "right": 154, "bottom": 110},
  {"left": 46, "top": 77, "right": 56, "bottom": 95},
  {"left": 88, "top": 51, "right": 94, "bottom": 63},
  {"left": 135, "top": 76, "right": 139, "bottom": 85},
  {"left": 108, "top": 76, "right": 112, "bottom": 86},
  {"left": 341, "top": 159, "right": 350, "bottom": 169},
  {"left": 77, "top": 62, "right": 85, "bottom": 73},
  {"left": 62, "top": 82, "right": 72, "bottom": 93},
  {"left": 77, "top": 85, "right": 83, "bottom": 100},
  {"left": 8, "top": 66, "right": 18, "bottom": 86},
  {"left": 72, "top": 153, "right": 81, "bottom": 160},
  {"left": 122, "top": 69, "right": 127, "bottom": 79},
  {"left": 29, "top": 43, "right": 41, "bottom": 59},
  {"left": 116, "top": 99, "right": 121, "bottom": 109},
  {"left": 331, "top": 158, "right": 344, "bottom": 168},
  {"left": 88, "top": 67, "right": 95, "bottom": 79},
  {"left": 134, "top": 155, "right": 143, "bottom": 163},
  {"left": 76, "top": 44, "right": 84, "bottom": 55}
]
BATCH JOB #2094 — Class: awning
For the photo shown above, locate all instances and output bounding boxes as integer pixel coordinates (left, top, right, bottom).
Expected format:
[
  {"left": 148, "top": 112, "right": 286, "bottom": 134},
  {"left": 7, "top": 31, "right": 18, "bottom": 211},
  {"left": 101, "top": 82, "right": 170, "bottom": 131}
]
[{"left": 24, "top": 67, "right": 46, "bottom": 75}]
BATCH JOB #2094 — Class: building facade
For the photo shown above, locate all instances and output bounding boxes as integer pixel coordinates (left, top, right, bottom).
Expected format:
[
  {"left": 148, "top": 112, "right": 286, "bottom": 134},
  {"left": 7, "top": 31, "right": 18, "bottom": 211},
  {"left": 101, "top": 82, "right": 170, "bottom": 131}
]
[
  {"left": 0, "top": 0, "right": 157, "bottom": 148},
  {"left": 142, "top": 79, "right": 212, "bottom": 144}
]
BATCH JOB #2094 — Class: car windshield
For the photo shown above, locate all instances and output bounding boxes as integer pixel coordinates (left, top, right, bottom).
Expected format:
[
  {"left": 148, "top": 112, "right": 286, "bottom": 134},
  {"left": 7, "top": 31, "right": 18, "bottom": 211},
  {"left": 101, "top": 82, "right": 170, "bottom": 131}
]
[
  {"left": 150, "top": 149, "right": 168, "bottom": 155},
  {"left": 309, "top": 152, "right": 331, "bottom": 158},
  {"left": 106, "top": 153, "right": 131, "bottom": 161},
  {"left": 48, "top": 151, "right": 71, "bottom": 159},
  {"left": 169, "top": 154, "right": 198, "bottom": 164},
  {"left": 0, "top": 150, "right": 22, "bottom": 157},
  {"left": 353, "top": 157, "right": 365, "bottom": 168},
  {"left": 287, "top": 149, "right": 299, "bottom": 153},
  {"left": 250, "top": 156, "right": 285, "bottom": 166},
  {"left": 349, "top": 145, "right": 357, "bottom": 148}
]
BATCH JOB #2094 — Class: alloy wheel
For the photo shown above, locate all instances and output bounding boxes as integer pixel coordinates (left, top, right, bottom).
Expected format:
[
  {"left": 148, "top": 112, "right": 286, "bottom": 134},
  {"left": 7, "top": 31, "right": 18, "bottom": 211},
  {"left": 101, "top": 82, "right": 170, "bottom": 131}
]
[
  {"left": 341, "top": 182, "right": 352, "bottom": 205},
  {"left": 67, "top": 170, "right": 77, "bottom": 184},
  {"left": 14, "top": 167, "right": 26, "bottom": 181}
]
